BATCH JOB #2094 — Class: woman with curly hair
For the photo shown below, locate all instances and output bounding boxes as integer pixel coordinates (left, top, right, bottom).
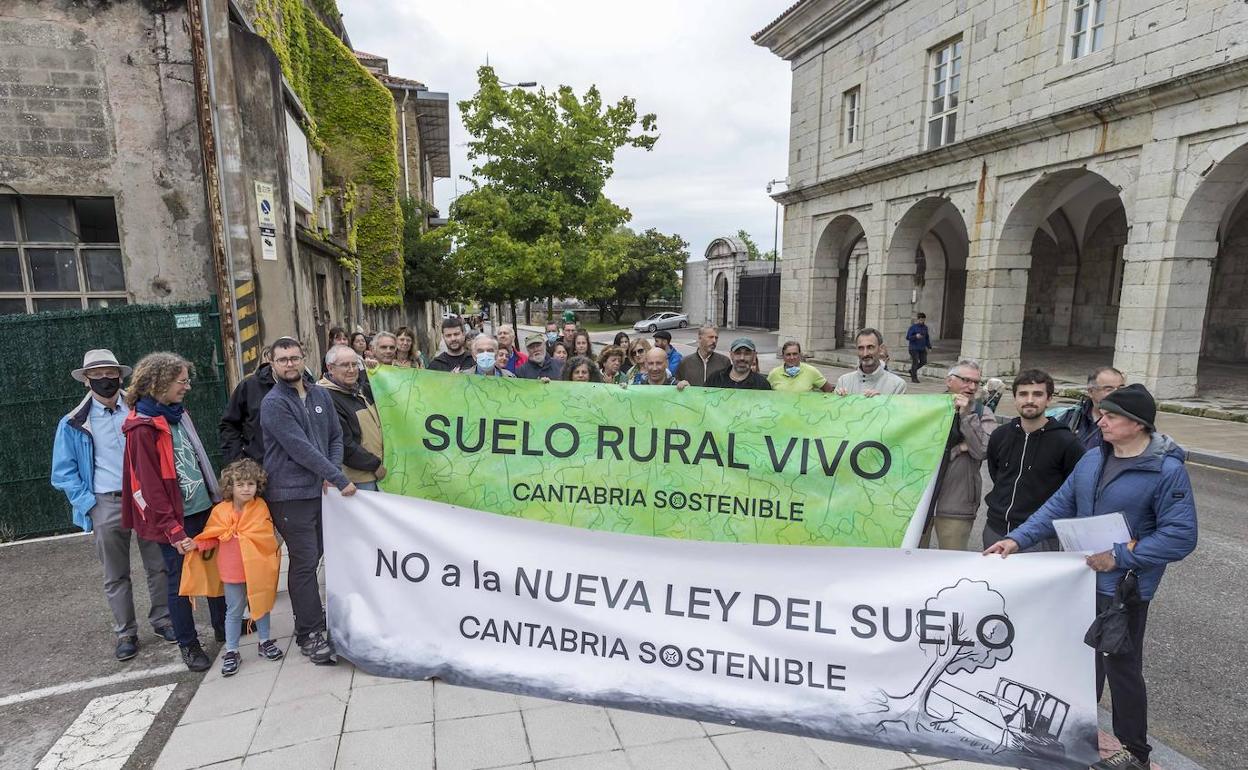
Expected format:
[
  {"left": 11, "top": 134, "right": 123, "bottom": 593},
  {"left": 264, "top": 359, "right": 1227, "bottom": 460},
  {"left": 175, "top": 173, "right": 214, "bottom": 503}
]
[
  {"left": 121, "top": 351, "right": 223, "bottom": 672},
  {"left": 597, "top": 345, "right": 629, "bottom": 385},
  {"left": 191, "top": 459, "right": 283, "bottom": 677},
  {"left": 561, "top": 355, "right": 604, "bottom": 383}
]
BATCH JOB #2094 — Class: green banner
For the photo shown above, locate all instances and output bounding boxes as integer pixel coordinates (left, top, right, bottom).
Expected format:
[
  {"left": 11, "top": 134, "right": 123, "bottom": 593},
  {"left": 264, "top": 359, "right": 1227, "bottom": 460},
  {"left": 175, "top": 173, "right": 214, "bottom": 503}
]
[{"left": 371, "top": 368, "right": 953, "bottom": 547}]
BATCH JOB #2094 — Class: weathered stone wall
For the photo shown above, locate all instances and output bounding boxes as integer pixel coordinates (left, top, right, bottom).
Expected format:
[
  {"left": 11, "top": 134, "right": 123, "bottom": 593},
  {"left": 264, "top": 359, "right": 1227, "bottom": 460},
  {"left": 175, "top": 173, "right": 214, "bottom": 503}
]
[
  {"left": 764, "top": 0, "right": 1248, "bottom": 398},
  {"left": 0, "top": 5, "right": 211, "bottom": 303}
]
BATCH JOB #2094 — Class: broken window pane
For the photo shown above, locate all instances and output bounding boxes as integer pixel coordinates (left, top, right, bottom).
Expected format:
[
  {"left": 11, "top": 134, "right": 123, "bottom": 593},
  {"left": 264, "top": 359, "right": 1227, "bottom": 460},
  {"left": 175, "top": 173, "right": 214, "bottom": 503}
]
[
  {"left": 75, "top": 199, "right": 120, "bottom": 243},
  {"left": 21, "top": 198, "right": 75, "bottom": 242}
]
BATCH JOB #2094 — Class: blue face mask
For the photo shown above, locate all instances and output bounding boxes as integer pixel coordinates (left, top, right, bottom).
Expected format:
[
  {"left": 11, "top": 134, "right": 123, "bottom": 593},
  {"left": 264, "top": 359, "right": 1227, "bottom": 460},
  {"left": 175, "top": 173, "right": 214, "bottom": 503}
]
[
  {"left": 546, "top": 332, "right": 558, "bottom": 342},
  {"left": 476, "top": 352, "right": 497, "bottom": 372},
  {"left": 784, "top": 365, "right": 801, "bottom": 377}
]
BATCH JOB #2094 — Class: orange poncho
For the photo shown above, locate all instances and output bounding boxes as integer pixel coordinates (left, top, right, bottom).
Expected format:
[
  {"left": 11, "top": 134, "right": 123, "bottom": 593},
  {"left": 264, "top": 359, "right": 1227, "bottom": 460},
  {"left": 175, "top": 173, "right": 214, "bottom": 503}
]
[{"left": 182, "top": 498, "right": 280, "bottom": 620}]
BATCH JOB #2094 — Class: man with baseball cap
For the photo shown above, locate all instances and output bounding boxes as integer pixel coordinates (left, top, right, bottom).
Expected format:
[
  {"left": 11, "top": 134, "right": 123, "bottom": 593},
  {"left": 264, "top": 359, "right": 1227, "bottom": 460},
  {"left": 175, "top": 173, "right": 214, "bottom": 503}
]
[
  {"left": 516, "top": 332, "right": 563, "bottom": 381},
  {"left": 985, "top": 383, "right": 1198, "bottom": 770},
  {"left": 704, "top": 338, "right": 772, "bottom": 390},
  {"left": 52, "top": 350, "right": 175, "bottom": 661}
]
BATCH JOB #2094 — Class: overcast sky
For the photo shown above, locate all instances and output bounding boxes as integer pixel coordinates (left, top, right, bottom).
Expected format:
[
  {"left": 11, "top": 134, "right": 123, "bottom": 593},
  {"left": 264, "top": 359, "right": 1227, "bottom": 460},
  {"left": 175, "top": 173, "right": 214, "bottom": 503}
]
[{"left": 337, "top": 0, "right": 795, "bottom": 263}]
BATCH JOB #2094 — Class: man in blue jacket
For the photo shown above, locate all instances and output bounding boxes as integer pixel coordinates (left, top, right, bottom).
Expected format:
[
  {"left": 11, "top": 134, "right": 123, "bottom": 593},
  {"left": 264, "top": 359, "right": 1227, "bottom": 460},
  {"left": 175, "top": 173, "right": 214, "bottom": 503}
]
[
  {"left": 52, "top": 349, "right": 174, "bottom": 661},
  {"left": 984, "top": 384, "right": 1197, "bottom": 770},
  {"left": 905, "top": 312, "right": 933, "bottom": 383}
]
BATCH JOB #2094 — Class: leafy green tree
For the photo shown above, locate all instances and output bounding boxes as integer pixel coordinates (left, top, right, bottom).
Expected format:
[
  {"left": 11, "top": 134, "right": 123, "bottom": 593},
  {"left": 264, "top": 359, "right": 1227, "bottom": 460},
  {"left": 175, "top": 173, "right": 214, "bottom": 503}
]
[
  {"left": 450, "top": 67, "right": 658, "bottom": 312},
  {"left": 588, "top": 227, "right": 689, "bottom": 323},
  {"left": 400, "top": 198, "right": 461, "bottom": 304}
]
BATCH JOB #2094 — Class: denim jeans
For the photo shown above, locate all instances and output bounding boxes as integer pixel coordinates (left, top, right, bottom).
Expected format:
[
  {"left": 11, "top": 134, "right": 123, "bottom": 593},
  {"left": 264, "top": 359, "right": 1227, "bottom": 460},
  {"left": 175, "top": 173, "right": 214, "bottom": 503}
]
[
  {"left": 223, "top": 582, "right": 271, "bottom": 651},
  {"left": 158, "top": 510, "right": 226, "bottom": 647}
]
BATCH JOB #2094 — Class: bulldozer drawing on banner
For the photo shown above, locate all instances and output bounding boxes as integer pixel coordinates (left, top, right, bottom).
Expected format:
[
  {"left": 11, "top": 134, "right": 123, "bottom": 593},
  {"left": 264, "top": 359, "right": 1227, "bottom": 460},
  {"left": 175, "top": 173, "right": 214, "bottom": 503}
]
[{"left": 926, "top": 677, "right": 1071, "bottom": 755}]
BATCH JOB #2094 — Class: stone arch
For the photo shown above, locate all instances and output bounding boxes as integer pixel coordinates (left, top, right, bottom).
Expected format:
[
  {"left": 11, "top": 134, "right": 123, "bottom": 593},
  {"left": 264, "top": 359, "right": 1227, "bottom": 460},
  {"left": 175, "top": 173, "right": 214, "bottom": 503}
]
[
  {"left": 883, "top": 197, "right": 969, "bottom": 356},
  {"left": 989, "top": 170, "right": 1128, "bottom": 376},
  {"left": 810, "top": 214, "right": 868, "bottom": 353},
  {"left": 1183, "top": 141, "right": 1248, "bottom": 396}
]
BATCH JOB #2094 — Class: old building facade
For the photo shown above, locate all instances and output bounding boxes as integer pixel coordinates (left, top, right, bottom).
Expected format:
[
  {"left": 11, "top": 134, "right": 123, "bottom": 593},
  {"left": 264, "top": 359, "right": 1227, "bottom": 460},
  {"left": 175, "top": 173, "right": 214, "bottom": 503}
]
[
  {"left": 755, "top": 0, "right": 1248, "bottom": 399},
  {"left": 0, "top": 0, "right": 448, "bottom": 380}
]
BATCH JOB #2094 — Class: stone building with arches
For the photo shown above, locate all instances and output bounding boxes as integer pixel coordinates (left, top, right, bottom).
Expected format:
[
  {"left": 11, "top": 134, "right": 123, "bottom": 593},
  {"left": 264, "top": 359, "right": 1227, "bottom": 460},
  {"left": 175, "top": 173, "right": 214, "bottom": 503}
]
[{"left": 754, "top": 0, "right": 1248, "bottom": 399}]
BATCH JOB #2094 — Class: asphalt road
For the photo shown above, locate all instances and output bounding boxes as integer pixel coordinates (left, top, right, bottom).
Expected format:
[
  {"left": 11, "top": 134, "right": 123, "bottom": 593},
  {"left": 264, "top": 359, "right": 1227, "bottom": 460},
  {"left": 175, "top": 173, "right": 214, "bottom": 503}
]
[
  {"left": 0, "top": 534, "right": 217, "bottom": 769},
  {"left": 1, "top": 377, "right": 1241, "bottom": 768}
]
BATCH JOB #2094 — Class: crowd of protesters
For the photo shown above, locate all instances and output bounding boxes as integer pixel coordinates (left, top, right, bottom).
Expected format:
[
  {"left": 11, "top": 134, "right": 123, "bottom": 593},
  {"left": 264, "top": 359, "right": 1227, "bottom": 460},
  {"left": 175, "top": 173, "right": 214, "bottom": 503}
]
[{"left": 50, "top": 309, "right": 1196, "bottom": 770}]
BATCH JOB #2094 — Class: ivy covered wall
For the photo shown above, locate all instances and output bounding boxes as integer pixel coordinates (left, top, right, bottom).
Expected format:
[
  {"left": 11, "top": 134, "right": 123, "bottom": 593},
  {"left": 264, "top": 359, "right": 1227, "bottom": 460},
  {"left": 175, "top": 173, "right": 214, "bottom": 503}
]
[{"left": 254, "top": 0, "right": 403, "bottom": 306}]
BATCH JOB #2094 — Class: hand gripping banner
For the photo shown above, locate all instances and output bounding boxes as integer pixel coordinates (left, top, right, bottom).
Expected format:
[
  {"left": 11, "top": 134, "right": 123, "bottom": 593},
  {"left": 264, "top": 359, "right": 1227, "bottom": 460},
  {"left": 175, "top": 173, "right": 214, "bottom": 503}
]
[
  {"left": 371, "top": 368, "right": 954, "bottom": 547},
  {"left": 324, "top": 491, "right": 1100, "bottom": 769}
]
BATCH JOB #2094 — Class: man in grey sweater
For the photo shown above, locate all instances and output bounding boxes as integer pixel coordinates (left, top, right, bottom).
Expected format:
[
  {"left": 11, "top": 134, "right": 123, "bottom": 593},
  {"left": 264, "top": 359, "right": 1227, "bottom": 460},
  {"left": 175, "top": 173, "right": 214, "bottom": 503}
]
[{"left": 260, "top": 337, "right": 356, "bottom": 665}]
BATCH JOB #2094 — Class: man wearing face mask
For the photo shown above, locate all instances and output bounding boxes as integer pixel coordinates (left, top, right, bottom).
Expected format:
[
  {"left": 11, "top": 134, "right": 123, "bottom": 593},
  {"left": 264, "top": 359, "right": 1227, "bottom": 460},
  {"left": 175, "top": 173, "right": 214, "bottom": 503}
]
[
  {"left": 53, "top": 350, "right": 175, "bottom": 661},
  {"left": 517, "top": 333, "right": 563, "bottom": 381},
  {"left": 767, "top": 341, "right": 833, "bottom": 393},
  {"left": 468, "top": 335, "right": 514, "bottom": 377}
]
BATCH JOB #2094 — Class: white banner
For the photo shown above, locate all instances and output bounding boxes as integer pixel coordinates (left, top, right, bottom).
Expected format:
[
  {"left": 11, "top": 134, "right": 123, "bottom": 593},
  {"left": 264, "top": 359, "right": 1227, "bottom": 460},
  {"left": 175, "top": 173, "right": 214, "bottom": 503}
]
[{"left": 324, "top": 491, "right": 1100, "bottom": 769}]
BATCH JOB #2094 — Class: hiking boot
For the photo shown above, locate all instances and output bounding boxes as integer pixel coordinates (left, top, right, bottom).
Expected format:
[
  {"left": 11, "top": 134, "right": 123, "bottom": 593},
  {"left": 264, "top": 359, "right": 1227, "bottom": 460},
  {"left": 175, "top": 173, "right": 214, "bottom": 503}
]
[
  {"left": 181, "top": 642, "right": 211, "bottom": 672},
  {"left": 154, "top": 625, "right": 177, "bottom": 643},
  {"left": 1091, "top": 749, "right": 1149, "bottom": 770},
  {"left": 299, "top": 631, "right": 337, "bottom": 665},
  {"left": 257, "top": 639, "right": 285, "bottom": 661},
  {"left": 115, "top": 636, "right": 139, "bottom": 661},
  {"left": 220, "top": 650, "right": 241, "bottom": 677}
]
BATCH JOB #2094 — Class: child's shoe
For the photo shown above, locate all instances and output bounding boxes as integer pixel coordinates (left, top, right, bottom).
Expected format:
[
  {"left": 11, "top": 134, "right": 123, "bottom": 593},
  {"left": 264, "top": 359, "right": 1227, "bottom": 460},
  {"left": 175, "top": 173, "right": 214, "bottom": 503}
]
[
  {"left": 221, "top": 650, "right": 241, "bottom": 677},
  {"left": 257, "top": 639, "right": 285, "bottom": 661}
]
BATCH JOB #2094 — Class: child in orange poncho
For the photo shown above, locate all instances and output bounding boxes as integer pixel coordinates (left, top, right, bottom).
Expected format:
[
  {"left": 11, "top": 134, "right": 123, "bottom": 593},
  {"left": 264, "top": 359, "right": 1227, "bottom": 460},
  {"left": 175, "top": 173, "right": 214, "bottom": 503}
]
[{"left": 194, "top": 459, "right": 283, "bottom": 677}]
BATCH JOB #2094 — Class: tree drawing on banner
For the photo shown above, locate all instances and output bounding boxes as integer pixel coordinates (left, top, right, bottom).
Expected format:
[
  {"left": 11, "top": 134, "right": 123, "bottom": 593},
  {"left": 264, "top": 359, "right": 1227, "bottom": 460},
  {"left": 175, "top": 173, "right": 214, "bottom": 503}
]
[
  {"left": 869, "top": 580, "right": 1014, "bottom": 740},
  {"left": 867, "top": 579, "right": 1073, "bottom": 758}
]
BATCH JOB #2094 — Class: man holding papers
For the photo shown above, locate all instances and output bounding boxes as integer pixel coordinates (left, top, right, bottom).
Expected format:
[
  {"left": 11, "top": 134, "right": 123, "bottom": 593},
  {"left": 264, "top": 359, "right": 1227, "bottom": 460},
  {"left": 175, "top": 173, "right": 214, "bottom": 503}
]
[{"left": 984, "top": 384, "right": 1198, "bottom": 770}]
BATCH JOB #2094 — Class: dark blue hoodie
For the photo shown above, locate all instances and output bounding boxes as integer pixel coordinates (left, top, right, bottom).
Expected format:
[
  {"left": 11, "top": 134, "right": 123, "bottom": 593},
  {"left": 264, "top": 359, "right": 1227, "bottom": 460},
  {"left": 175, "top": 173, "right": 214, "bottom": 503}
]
[{"left": 1008, "top": 433, "right": 1197, "bottom": 599}]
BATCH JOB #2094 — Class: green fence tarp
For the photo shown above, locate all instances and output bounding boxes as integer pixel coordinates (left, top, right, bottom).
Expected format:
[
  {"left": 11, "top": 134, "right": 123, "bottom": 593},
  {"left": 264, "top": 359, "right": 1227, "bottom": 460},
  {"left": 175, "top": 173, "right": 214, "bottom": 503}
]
[{"left": 0, "top": 302, "right": 227, "bottom": 540}]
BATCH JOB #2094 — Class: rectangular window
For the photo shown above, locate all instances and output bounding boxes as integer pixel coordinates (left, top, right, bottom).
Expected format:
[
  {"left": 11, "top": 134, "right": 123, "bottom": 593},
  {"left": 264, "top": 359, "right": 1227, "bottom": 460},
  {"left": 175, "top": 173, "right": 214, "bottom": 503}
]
[
  {"left": 0, "top": 195, "right": 127, "bottom": 315},
  {"left": 1070, "top": 0, "right": 1108, "bottom": 59},
  {"left": 926, "top": 39, "right": 962, "bottom": 149},
  {"left": 842, "top": 87, "right": 861, "bottom": 146}
]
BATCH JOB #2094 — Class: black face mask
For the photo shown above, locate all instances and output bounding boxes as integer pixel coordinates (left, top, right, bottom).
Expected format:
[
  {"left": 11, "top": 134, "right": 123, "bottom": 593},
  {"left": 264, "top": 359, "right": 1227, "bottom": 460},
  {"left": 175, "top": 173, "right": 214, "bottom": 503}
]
[{"left": 89, "top": 377, "right": 121, "bottom": 399}]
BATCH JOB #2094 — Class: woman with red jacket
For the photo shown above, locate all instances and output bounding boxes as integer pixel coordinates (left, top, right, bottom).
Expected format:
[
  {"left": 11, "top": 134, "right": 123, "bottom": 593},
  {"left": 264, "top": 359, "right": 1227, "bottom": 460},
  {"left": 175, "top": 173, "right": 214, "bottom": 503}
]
[{"left": 121, "top": 352, "right": 224, "bottom": 672}]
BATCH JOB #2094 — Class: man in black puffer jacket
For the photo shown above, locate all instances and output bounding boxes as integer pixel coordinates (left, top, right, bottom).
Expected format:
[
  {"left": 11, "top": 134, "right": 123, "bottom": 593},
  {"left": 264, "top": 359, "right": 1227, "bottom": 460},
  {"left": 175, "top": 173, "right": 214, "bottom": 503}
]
[
  {"left": 983, "top": 369, "right": 1085, "bottom": 550},
  {"left": 218, "top": 357, "right": 278, "bottom": 464}
]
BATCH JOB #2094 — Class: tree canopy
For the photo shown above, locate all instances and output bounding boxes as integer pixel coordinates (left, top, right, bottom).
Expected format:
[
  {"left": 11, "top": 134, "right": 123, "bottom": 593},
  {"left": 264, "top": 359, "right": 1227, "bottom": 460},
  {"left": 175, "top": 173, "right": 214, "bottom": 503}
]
[
  {"left": 449, "top": 67, "right": 660, "bottom": 309},
  {"left": 587, "top": 227, "right": 689, "bottom": 323}
]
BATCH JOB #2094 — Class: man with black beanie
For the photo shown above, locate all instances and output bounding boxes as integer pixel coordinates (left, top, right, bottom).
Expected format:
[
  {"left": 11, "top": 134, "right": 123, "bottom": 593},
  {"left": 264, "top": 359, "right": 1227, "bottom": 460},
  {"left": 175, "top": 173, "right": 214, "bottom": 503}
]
[{"left": 985, "top": 383, "right": 1198, "bottom": 770}]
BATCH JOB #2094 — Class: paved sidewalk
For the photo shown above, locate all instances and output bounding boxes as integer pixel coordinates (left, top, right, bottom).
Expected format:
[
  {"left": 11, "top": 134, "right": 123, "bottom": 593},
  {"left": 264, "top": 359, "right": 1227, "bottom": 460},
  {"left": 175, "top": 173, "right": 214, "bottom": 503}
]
[{"left": 155, "top": 592, "right": 1007, "bottom": 770}]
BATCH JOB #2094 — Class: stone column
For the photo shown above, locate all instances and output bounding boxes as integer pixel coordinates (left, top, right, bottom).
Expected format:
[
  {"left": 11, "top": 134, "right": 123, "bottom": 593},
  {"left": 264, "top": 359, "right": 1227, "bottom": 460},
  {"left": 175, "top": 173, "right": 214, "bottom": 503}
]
[{"left": 1113, "top": 141, "right": 1208, "bottom": 400}]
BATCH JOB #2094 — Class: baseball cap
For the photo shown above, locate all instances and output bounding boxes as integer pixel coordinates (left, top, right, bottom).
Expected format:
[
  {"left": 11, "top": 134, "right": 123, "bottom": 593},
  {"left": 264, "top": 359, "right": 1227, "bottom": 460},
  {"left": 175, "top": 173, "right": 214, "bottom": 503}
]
[{"left": 729, "top": 337, "right": 756, "bottom": 352}]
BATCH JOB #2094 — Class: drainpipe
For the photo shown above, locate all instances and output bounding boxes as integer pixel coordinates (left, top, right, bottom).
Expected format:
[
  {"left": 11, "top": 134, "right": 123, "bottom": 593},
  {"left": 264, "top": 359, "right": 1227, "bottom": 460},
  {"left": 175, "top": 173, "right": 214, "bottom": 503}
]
[
  {"left": 399, "top": 89, "right": 411, "bottom": 199},
  {"left": 187, "top": 0, "right": 242, "bottom": 386}
]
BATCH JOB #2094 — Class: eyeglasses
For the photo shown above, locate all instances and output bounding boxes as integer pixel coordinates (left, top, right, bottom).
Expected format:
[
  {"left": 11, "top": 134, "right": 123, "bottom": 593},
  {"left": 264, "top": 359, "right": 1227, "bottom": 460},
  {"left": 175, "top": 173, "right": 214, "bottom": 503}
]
[
  {"left": 175, "top": 378, "right": 192, "bottom": 386},
  {"left": 631, "top": 350, "right": 645, "bottom": 357},
  {"left": 274, "top": 356, "right": 304, "bottom": 366},
  {"left": 950, "top": 372, "right": 981, "bottom": 386}
]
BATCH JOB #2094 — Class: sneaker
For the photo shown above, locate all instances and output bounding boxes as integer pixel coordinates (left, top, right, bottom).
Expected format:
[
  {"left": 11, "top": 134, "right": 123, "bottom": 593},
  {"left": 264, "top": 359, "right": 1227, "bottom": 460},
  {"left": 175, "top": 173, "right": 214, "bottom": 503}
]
[
  {"left": 257, "top": 639, "right": 285, "bottom": 661},
  {"left": 299, "top": 631, "right": 337, "bottom": 665},
  {"left": 1091, "top": 749, "right": 1149, "bottom": 769},
  {"left": 153, "top": 625, "right": 178, "bottom": 644},
  {"left": 115, "top": 636, "right": 139, "bottom": 661},
  {"left": 220, "top": 650, "right": 241, "bottom": 677},
  {"left": 181, "top": 642, "right": 211, "bottom": 672}
]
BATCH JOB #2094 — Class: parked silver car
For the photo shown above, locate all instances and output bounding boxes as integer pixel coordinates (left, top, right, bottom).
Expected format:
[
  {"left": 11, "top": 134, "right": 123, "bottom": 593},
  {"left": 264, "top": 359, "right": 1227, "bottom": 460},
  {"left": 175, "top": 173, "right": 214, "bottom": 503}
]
[{"left": 633, "top": 312, "right": 689, "bottom": 332}]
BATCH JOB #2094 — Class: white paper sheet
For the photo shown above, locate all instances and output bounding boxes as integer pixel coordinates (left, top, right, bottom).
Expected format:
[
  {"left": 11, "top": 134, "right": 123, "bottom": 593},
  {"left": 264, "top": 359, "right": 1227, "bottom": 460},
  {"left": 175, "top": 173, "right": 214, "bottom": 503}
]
[{"left": 1053, "top": 512, "right": 1132, "bottom": 553}]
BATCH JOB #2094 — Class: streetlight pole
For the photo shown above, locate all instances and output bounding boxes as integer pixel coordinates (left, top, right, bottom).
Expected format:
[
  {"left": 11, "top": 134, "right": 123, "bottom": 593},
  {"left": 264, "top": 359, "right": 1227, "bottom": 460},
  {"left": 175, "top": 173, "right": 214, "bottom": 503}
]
[{"left": 765, "top": 178, "right": 788, "bottom": 275}]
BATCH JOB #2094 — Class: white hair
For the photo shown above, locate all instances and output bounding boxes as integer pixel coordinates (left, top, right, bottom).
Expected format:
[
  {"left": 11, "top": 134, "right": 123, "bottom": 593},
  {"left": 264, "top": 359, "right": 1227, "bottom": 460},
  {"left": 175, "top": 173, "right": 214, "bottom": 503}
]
[
  {"left": 471, "top": 335, "right": 498, "bottom": 353},
  {"left": 325, "top": 343, "right": 356, "bottom": 367},
  {"left": 948, "top": 358, "right": 982, "bottom": 377},
  {"left": 372, "top": 331, "right": 397, "bottom": 345}
]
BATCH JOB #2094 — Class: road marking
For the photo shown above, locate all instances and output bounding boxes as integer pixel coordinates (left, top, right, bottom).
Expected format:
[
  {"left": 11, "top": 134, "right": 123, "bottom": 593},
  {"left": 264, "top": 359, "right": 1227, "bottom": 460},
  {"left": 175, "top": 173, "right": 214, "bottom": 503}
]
[
  {"left": 0, "top": 664, "right": 184, "bottom": 708},
  {"left": 0, "top": 532, "right": 89, "bottom": 549},
  {"left": 36, "top": 684, "right": 175, "bottom": 770}
]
